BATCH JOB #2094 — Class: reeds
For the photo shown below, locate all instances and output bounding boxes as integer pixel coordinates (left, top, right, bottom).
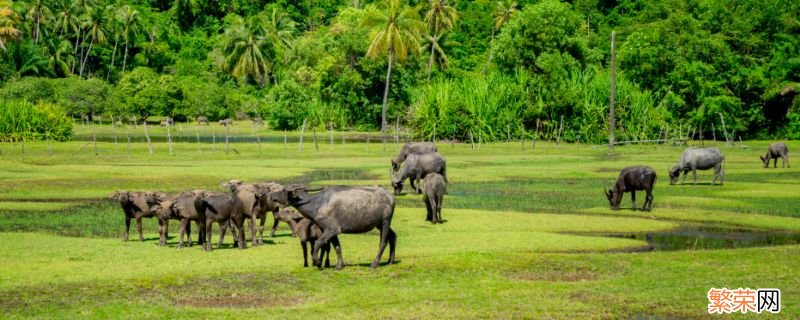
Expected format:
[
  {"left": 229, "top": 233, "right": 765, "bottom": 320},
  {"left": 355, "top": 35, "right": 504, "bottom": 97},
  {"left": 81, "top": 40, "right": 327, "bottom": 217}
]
[{"left": 0, "top": 100, "right": 73, "bottom": 142}]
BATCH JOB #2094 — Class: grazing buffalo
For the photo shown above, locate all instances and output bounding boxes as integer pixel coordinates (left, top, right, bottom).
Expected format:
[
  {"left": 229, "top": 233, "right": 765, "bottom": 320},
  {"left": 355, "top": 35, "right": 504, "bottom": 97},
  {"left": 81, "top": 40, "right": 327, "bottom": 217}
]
[
  {"left": 159, "top": 117, "right": 173, "bottom": 127},
  {"left": 669, "top": 147, "right": 725, "bottom": 185},
  {"left": 271, "top": 185, "right": 396, "bottom": 270},
  {"left": 109, "top": 191, "right": 169, "bottom": 245},
  {"left": 423, "top": 173, "right": 446, "bottom": 223},
  {"left": 275, "top": 208, "right": 331, "bottom": 267},
  {"left": 392, "top": 152, "right": 447, "bottom": 195},
  {"left": 251, "top": 117, "right": 264, "bottom": 125},
  {"left": 761, "top": 142, "right": 789, "bottom": 168},
  {"left": 218, "top": 118, "right": 233, "bottom": 126},
  {"left": 196, "top": 116, "right": 209, "bottom": 125},
  {"left": 605, "top": 166, "right": 657, "bottom": 211},
  {"left": 391, "top": 142, "right": 438, "bottom": 174},
  {"left": 195, "top": 191, "right": 246, "bottom": 251}
]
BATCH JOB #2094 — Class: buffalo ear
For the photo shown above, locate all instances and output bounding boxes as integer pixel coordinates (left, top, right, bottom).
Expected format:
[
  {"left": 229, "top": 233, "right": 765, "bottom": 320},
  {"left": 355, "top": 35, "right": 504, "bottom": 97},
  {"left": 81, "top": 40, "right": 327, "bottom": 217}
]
[{"left": 759, "top": 155, "right": 765, "bottom": 162}]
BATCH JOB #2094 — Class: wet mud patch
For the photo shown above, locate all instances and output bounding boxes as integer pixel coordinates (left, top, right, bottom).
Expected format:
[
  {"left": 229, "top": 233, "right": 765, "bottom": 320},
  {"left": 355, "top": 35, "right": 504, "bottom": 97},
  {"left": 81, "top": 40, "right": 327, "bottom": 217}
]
[
  {"left": 284, "top": 168, "right": 378, "bottom": 185},
  {"left": 175, "top": 294, "right": 304, "bottom": 309},
  {"left": 571, "top": 224, "right": 800, "bottom": 252}
]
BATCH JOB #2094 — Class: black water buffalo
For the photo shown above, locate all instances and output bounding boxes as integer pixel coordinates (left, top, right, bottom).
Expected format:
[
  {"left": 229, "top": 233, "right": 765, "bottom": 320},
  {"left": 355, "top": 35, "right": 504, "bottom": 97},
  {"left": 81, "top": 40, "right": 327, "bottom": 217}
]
[
  {"left": 196, "top": 116, "right": 209, "bottom": 125},
  {"left": 275, "top": 208, "right": 331, "bottom": 267},
  {"left": 605, "top": 166, "right": 657, "bottom": 211},
  {"left": 669, "top": 147, "right": 725, "bottom": 185},
  {"left": 423, "top": 173, "right": 446, "bottom": 223},
  {"left": 109, "top": 191, "right": 169, "bottom": 245},
  {"left": 270, "top": 185, "right": 396, "bottom": 270},
  {"left": 761, "top": 142, "right": 789, "bottom": 168},
  {"left": 218, "top": 118, "right": 233, "bottom": 126},
  {"left": 391, "top": 152, "right": 447, "bottom": 195},
  {"left": 195, "top": 191, "right": 246, "bottom": 251},
  {"left": 391, "top": 142, "right": 438, "bottom": 174},
  {"left": 150, "top": 191, "right": 206, "bottom": 248}
]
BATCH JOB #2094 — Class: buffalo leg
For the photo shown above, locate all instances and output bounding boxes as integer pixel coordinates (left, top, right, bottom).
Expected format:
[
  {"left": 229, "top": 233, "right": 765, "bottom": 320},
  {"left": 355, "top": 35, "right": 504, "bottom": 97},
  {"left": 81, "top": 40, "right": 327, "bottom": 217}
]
[
  {"left": 322, "top": 241, "right": 331, "bottom": 268},
  {"left": 301, "top": 241, "right": 309, "bottom": 267},
  {"left": 218, "top": 220, "right": 229, "bottom": 249},
  {"left": 436, "top": 197, "right": 443, "bottom": 223},
  {"left": 387, "top": 228, "right": 397, "bottom": 264},
  {"left": 329, "top": 236, "right": 343, "bottom": 270},
  {"left": 158, "top": 219, "right": 168, "bottom": 246},
  {"left": 185, "top": 221, "right": 192, "bottom": 247},
  {"left": 177, "top": 219, "right": 188, "bottom": 248},
  {"left": 712, "top": 164, "right": 723, "bottom": 185},
  {"left": 124, "top": 216, "right": 131, "bottom": 241},
  {"left": 270, "top": 213, "right": 280, "bottom": 237},
  {"left": 371, "top": 220, "right": 392, "bottom": 268},
  {"left": 424, "top": 198, "right": 433, "bottom": 222},
  {"left": 409, "top": 178, "right": 418, "bottom": 194},
  {"left": 692, "top": 167, "right": 698, "bottom": 185},
  {"left": 236, "top": 216, "right": 247, "bottom": 249},
  {"left": 630, "top": 190, "right": 637, "bottom": 211},
  {"left": 415, "top": 173, "right": 424, "bottom": 194},
  {"left": 257, "top": 214, "right": 266, "bottom": 244},
  {"left": 681, "top": 169, "right": 689, "bottom": 184},
  {"left": 313, "top": 229, "right": 340, "bottom": 269},
  {"left": 204, "top": 221, "right": 213, "bottom": 252},
  {"left": 136, "top": 217, "right": 144, "bottom": 242},
  {"left": 773, "top": 157, "right": 778, "bottom": 168},
  {"left": 248, "top": 215, "right": 257, "bottom": 247},
  {"left": 784, "top": 154, "right": 790, "bottom": 168}
]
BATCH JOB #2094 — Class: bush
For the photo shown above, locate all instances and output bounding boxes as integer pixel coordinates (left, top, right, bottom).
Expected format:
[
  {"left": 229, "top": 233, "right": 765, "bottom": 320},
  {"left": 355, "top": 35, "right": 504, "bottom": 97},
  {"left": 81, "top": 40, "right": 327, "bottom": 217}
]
[{"left": 0, "top": 100, "right": 73, "bottom": 142}]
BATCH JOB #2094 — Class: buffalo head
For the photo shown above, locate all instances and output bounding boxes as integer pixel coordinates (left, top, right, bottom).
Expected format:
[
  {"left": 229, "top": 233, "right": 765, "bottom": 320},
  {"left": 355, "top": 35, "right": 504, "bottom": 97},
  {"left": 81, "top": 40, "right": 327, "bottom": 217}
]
[
  {"left": 668, "top": 166, "right": 681, "bottom": 185},
  {"left": 604, "top": 188, "right": 620, "bottom": 210}
]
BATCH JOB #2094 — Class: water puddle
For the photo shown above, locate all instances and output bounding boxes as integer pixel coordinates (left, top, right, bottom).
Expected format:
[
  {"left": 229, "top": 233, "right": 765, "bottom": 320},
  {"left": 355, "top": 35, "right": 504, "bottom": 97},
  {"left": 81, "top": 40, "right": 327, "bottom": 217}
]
[{"left": 573, "top": 224, "right": 800, "bottom": 252}]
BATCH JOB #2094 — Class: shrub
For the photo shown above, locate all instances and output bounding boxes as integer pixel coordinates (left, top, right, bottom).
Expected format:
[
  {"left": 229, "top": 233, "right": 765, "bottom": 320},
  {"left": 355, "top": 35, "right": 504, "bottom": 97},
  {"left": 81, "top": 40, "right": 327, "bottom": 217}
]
[{"left": 0, "top": 100, "right": 73, "bottom": 142}]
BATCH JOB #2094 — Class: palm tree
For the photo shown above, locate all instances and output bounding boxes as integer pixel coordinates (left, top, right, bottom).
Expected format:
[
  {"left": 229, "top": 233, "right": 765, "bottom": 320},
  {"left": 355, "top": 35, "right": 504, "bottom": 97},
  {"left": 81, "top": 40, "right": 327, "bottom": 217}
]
[
  {"left": 52, "top": 0, "right": 79, "bottom": 38},
  {"left": 481, "top": 0, "right": 516, "bottom": 74},
  {"left": 422, "top": 31, "right": 452, "bottom": 73},
  {"left": 362, "top": 0, "right": 425, "bottom": 130},
  {"left": 424, "top": 0, "right": 457, "bottom": 80},
  {"left": 45, "top": 38, "right": 74, "bottom": 76},
  {"left": 79, "top": 5, "right": 111, "bottom": 76},
  {"left": 219, "top": 15, "right": 274, "bottom": 87},
  {"left": 0, "top": 0, "right": 23, "bottom": 51},
  {"left": 261, "top": 8, "right": 295, "bottom": 84},
  {"left": 25, "top": 0, "right": 51, "bottom": 43},
  {"left": 117, "top": 5, "right": 139, "bottom": 75}
]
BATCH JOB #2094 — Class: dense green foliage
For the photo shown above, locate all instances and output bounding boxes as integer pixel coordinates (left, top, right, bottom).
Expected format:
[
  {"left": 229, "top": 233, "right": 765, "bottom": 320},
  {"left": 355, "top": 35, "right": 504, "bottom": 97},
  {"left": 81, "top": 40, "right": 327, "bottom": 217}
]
[
  {"left": 0, "top": 99, "right": 72, "bottom": 141},
  {"left": 0, "top": 0, "right": 798, "bottom": 140}
]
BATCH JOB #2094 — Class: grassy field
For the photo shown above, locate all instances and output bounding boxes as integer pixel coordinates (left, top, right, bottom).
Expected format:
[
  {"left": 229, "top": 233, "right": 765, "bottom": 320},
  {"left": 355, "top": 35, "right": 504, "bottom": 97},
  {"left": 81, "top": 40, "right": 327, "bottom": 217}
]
[{"left": 1, "top": 127, "right": 798, "bottom": 318}]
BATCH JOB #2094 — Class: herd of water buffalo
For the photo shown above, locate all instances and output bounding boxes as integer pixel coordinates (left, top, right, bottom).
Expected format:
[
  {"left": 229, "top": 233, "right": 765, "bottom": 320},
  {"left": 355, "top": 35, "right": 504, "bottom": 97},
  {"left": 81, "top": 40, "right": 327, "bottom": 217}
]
[
  {"left": 604, "top": 142, "right": 789, "bottom": 211},
  {"left": 110, "top": 141, "right": 788, "bottom": 269}
]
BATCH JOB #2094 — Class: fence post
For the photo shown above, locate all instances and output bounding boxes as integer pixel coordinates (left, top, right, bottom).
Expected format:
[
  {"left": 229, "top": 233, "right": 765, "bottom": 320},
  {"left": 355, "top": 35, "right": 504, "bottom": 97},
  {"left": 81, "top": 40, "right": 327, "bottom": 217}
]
[
  {"left": 126, "top": 128, "right": 131, "bottom": 155},
  {"left": 298, "top": 118, "right": 307, "bottom": 153},
  {"left": 93, "top": 124, "right": 98, "bottom": 156},
  {"left": 433, "top": 123, "right": 437, "bottom": 143},
  {"left": 534, "top": 119, "right": 540, "bottom": 150},
  {"left": 609, "top": 30, "right": 616, "bottom": 154},
  {"left": 284, "top": 129, "right": 288, "bottom": 154},
  {"left": 469, "top": 129, "right": 475, "bottom": 151},
  {"left": 719, "top": 113, "right": 730, "bottom": 146},
  {"left": 556, "top": 115, "right": 564, "bottom": 147},
  {"left": 507, "top": 124, "right": 510, "bottom": 143},
  {"left": 212, "top": 129, "right": 216, "bottom": 153},
  {"left": 366, "top": 133, "right": 370, "bottom": 151},
  {"left": 47, "top": 131, "right": 52, "bottom": 156},
  {"left": 712, "top": 123, "right": 717, "bottom": 141},
  {"left": 196, "top": 127, "right": 202, "bottom": 157},
  {"left": 167, "top": 125, "right": 174, "bottom": 156},
  {"left": 313, "top": 126, "right": 320, "bottom": 152},
  {"left": 143, "top": 120, "right": 153, "bottom": 156},
  {"left": 256, "top": 131, "right": 262, "bottom": 157},
  {"left": 21, "top": 139, "right": 25, "bottom": 161},
  {"left": 225, "top": 124, "right": 230, "bottom": 155},
  {"left": 395, "top": 118, "right": 400, "bottom": 149},
  {"left": 521, "top": 125, "right": 525, "bottom": 149}
]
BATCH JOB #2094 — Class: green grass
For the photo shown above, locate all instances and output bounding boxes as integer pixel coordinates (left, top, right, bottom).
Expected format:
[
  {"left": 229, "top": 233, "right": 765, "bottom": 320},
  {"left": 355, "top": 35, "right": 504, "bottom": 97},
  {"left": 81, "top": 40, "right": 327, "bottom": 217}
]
[{"left": 1, "top": 131, "right": 798, "bottom": 318}]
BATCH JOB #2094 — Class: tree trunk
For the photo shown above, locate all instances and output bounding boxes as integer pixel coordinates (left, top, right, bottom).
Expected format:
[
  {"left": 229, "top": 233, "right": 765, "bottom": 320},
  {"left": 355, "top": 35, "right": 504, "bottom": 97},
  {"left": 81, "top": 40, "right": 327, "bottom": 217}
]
[
  {"left": 427, "top": 32, "right": 437, "bottom": 81},
  {"left": 72, "top": 27, "right": 81, "bottom": 73},
  {"left": 107, "top": 38, "right": 118, "bottom": 81},
  {"left": 381, "top": 48, "right": 394, "bottom": 131},
  {"left": 122, "top": 41, "right": 129, "bottom": 74},
  {"left": 35, "top": 15, "right": 41, "bottom": 43},
  {"left": 80, "top": 38, "right": 94, "bottom": 77},
  {"left": 481, "top": 29, "right": 495, "bottom": 74}
]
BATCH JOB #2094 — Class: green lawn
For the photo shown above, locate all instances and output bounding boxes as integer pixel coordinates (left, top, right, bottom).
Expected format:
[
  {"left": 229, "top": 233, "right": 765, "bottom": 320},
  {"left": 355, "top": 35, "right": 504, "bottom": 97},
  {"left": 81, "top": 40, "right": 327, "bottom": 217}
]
[{"left": 0, "top": 131, "right": 798, "bottom": 318}]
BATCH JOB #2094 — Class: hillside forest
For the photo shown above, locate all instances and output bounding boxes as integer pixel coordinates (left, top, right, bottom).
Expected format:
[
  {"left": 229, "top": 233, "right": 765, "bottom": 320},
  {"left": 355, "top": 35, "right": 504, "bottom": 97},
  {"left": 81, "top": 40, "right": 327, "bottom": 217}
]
[{"left": 0, "top": 0, "right": 798, "bottom": 142}]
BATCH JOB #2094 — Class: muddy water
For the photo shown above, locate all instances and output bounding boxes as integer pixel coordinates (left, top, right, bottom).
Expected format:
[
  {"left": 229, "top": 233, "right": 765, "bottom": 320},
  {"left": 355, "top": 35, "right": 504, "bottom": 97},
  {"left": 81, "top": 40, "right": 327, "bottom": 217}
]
[{"left": 587, "top": 225, "right": 800, "bottom": 252}]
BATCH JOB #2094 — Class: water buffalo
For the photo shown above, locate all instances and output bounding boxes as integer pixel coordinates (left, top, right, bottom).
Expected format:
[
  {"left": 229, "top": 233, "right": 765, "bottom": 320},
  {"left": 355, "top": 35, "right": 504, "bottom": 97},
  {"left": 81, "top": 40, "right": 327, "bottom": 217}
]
[
  {"left": 219, "top": 118, "right": 233, "bottom": 126},
  {"left": 392, "top": 152, "right": 447, "bottom": 195},
  {"left": 275, "top": 208, "right": 331, "bottom": 267},
  {"left": 271, "top": 185, "right": 396, "bottom": 270},
  {"left": 109, "top": 191, "right": 169, "bottom": 245},
  {"left": 151, "top": 191, "right": 205, "bottom": 248},
  {"left": 669, "top": 147, "right": 725, "bottom": 185},
  {"left": 423, "top": 173, "right": 446, "bottom": 223},
  {"left": 605, "top": 166, "right": 657, "bottom": 211},
  {"left": 761, "top": 142, "right": 789, "bottom": 168},
  {"left": 223, "top": 180, "right": 285, "bottom": 246},
  {"left": 391, "top": 142, "right": 438, "bottom": 174},
  {"left": 195, "top": 191, "right": 246, "bottom": 251},
  {"left": 159, "top": 117, "right": 173, "bottom": 127},
  {"left": 251, "top": 117, "right": 264, "bottom": 125},
  {"left": 196, "top": 116, "right": 209, "bottom": 125}
]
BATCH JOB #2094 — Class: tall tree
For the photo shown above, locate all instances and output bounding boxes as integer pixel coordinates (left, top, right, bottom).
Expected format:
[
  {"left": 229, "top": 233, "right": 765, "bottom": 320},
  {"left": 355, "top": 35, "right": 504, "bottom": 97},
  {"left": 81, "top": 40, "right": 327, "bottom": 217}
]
[
  {"left": 79, "top": 5, "right": 110, "bottom": 76},
  {"left": 481, "top": 0, "right": 516, "bottom": 74},
  {"left": 424, "top": 0, "right": 457, "bottom": 80},
  {"left": 45, "top": 37, "right": 74, "bottom": 76},
  {"left": 117, "top": 5, "right": 139, "bottom": 75},
  {"left": 362, "top": 0, "right": 425, "bottom": 130},
  {"left": 25, "top": 0, "right": 51, "bottom": 43},
  {"left": 219, "top": 15, "right": 274, "bottom": 87},
  {"left": 0, "top": 0, "right": 22, "bottom": 51}
]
